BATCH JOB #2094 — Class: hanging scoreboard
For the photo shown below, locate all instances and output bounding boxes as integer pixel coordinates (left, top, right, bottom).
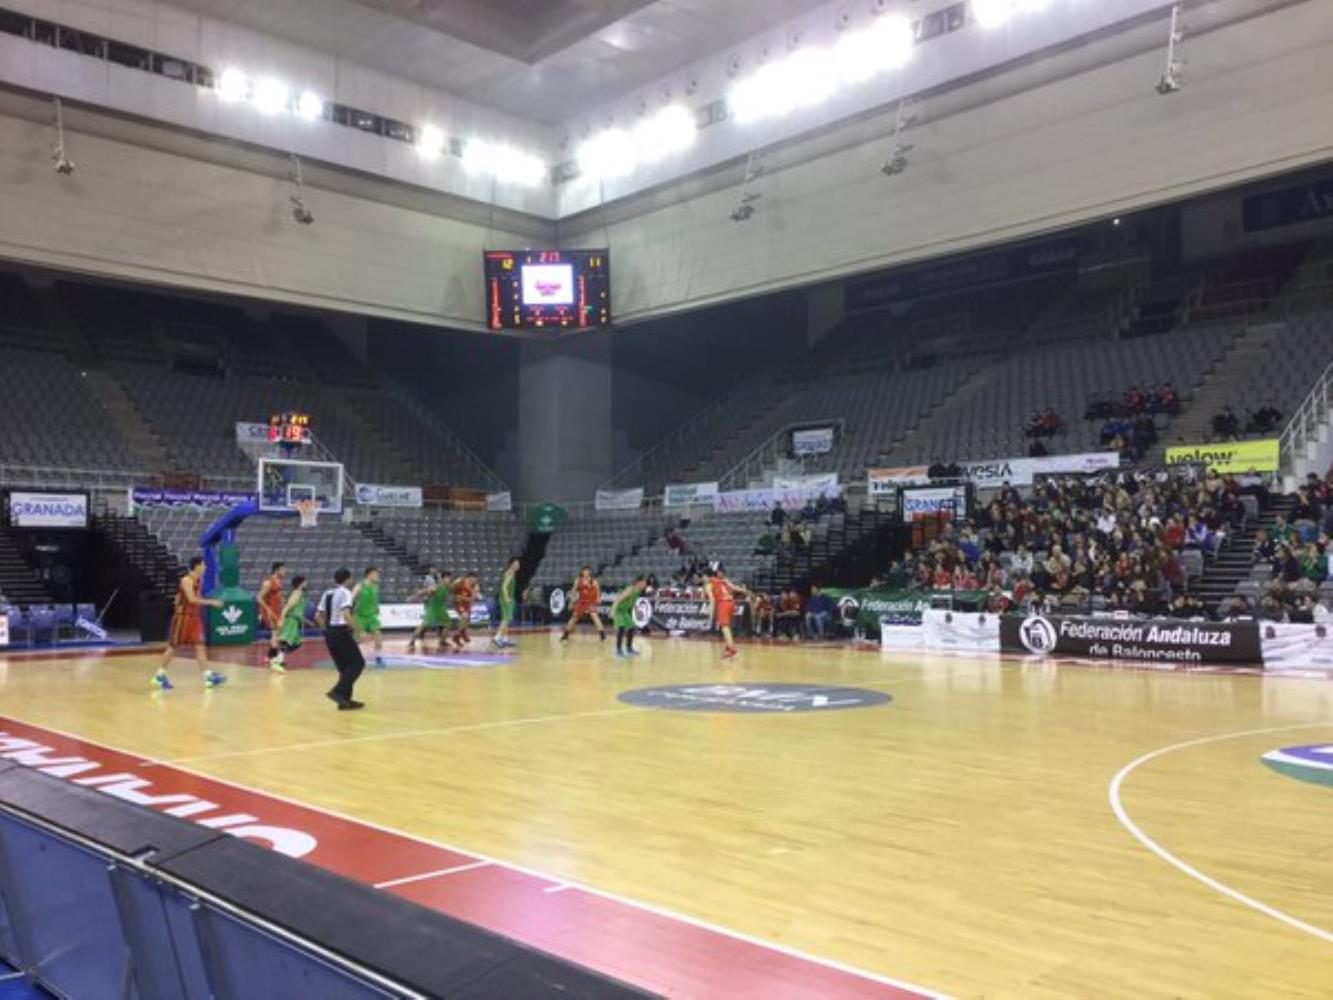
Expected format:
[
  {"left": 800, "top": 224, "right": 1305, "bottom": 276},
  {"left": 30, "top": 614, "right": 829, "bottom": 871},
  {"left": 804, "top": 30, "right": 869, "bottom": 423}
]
[{"left": 483, "top": 250, "right": 612, "bottom": 331}]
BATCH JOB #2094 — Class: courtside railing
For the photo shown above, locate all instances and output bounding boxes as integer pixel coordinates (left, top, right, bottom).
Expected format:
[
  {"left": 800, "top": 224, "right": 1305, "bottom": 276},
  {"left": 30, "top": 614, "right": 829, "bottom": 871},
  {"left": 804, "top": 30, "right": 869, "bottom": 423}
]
[{"left": 1279, "top": 359, "right": 1333, "bottom": 472}]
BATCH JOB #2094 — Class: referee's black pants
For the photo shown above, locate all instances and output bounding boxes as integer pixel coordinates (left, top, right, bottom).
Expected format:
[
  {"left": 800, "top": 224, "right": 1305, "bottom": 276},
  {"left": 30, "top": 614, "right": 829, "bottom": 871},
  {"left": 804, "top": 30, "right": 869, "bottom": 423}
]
[{"left": 325, "top": 626, "right": 365, "bottom": 701}]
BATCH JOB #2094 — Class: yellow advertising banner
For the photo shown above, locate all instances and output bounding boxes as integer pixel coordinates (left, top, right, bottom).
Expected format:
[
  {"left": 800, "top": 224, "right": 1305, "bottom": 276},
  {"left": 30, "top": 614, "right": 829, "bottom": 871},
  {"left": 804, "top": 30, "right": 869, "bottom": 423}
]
[{"left": 1165, "top": 439, "right": 1280, "bottom": 473}]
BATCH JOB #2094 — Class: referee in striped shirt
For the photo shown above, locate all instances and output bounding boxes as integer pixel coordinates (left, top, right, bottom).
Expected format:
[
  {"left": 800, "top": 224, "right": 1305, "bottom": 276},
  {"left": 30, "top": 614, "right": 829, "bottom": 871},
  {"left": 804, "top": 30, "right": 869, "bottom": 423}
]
[{"left": 319, "top": 568, "right": 365, "bottom": 710}]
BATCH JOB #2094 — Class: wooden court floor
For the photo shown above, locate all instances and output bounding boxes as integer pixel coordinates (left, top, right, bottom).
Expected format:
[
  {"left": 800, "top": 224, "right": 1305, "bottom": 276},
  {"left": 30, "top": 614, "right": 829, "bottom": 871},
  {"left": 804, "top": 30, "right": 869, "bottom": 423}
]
[{"left": 0, "top": 634, "right": 1330, "bottom": 998}]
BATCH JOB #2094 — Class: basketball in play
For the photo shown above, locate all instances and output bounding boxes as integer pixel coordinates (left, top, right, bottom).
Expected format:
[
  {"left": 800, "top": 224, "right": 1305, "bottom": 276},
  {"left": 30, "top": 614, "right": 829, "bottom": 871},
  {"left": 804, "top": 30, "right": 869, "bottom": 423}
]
[{"left": 0, "top": 2, "right": 1331, "bottom": 996}]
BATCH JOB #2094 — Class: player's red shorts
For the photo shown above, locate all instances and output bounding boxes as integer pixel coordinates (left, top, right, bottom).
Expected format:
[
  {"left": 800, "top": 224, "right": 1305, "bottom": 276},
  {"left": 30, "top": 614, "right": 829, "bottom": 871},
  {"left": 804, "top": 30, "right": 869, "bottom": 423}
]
[
  {"left": 170, "top": 610, "right": 203, "bottom": 648},
  {"left": 573, "top": 602, "right": 598, "bottom": 619},
  {"left": 716, "top": 601, "right": 735, "bottom": 628},
  {"left": 454, "top": 602, "right": 472, "bottom": 622}
]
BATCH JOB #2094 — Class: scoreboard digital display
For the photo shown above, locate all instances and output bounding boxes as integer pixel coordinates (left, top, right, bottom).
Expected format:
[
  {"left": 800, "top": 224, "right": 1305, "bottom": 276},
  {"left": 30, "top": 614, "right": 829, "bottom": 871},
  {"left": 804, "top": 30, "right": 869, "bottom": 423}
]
[
  {"left": 268, "top": 411, "right": 312, "bottom": 446},
  {"left": 483, "top": 250, "right": 611, "bottom": 331}
]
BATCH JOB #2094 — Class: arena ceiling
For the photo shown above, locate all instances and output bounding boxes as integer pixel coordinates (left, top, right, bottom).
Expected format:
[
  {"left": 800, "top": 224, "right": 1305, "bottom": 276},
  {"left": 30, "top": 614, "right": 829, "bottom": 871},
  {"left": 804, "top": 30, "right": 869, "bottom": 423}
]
[{"left": 157, "top": 0, "right": 832, "bottom": 123}]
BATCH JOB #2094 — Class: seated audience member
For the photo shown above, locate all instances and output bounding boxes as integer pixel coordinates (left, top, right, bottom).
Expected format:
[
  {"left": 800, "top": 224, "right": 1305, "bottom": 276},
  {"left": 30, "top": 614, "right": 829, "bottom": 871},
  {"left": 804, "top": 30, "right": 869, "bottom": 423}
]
[
  {"left": 1253, "top": 527, "right": 1275, "bottom": 563},
  {"left": 1211, "top": 407, "right": 1240, "bottom": 439},
  {"left": 1029, "top": 439, "right": 1049, "bottom": 457},
  {"left": 1246, "top": 405, "right": 1282, "bottom": 435},
  {"left": 1289, "top": 594, "right": 1320, "bottom": 624},
  {"left": 770, "top": 501, "right": 786, "bottom": 528},
  {"left": 751, "top": 593, "right": 774, "bottom": 637},
  {"left": 755, "top": 531, "right": 779, "bottom": 556},
  {"left": 1301, "top": 542, "right": 1328, "bottom": 585},
  {"left": 1216, "top": 593, "right": 1253, "bottom": 619},
  {"left": 776, "top": 590, "right": 802, "bottom": 640},
  {"left": 985, "top": 586, "right": 1012, "bottom": 614},
  {"left": 804, "top": 587, "right": 835, "bottom": 639},
  {"left": 1270, "top": 515, "right": 1297, "bottom": 546},
  {"left": 1294, "top": 487, "right": 1322, "bottom": 524}
]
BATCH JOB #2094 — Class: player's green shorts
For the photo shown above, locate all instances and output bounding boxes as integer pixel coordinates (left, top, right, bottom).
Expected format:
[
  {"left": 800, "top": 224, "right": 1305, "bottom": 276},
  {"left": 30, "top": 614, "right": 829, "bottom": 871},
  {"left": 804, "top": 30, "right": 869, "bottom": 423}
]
[
  {"left": 355, "top": 613, "right": 381, "bottom": 633},
  {"left": 613, "top": 604, "right": 635, "bottom": 630},
  {"left": 499, "top": 598, "right": 516, "bottom": 624},
  {"left": 423, "top": 601, "right": 448, "bottom": 628},
  {"left": 278, "top": 615, "right": 303, "bottom": 648}
]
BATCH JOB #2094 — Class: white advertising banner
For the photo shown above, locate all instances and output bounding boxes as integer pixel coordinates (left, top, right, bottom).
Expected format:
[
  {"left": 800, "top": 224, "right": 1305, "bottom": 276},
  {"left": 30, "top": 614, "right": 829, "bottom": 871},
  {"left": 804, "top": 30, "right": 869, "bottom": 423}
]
[
  {"left": 664, "top": 482, "right": 720, "bottom": 508},
  {"left": 881, "top": 609, "right": 1001, "bottom": 653},
  {"left": 235, "top": 421, "right": 270, "bottom": 444},
  {"left": 9, "top": 492, "right": 88, "bottom": 528},
  {"left": 959, "top": 451, "right": 1120, "bottom": 488},
  {"left": 868, "top": 467, "right": 930, "bottom": 494},
  {"left": 1258, "top": 622, "right": 1333, "bottom": 669},
  {"left": 379, "top": 602, "right": 492, "bottom": 630},
  {"left": 0, "top": 614, "right": 8, "bottom": 646},
  {"left": 791, "top": 427, "right": 835, "bottom": 456},
  {"left": 595, "top": 487, "right": 644, "bottom": 511},
  {"left": 486, "top": 491, "right": 513, "bottom": 512},
  {"left": 715, "top": 482, "right": 844, "bottom": 513},
  {"left": 354, "top": 483, "right": 423, "bottom": 508},
  {"left": 771, "top": 473, "right": 839, "bottom": 491}
]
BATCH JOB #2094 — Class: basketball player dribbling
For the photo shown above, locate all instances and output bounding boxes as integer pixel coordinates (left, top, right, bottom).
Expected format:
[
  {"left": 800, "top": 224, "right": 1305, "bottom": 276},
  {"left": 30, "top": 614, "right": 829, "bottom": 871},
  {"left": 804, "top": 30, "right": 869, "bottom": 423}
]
[
  {"left": 153, "top": 556, "right": 226, "bottom": 690},
  {"left": 560, "top": 567, "right": 606, "bottom": 642},
  {"left": 707, "top": 567, "right": 747, "bottom": 661},
  {"left": 450, "top": 571, "right": 479, "bottom": 649},
  {"left": 407, "top": 568, "right": 452, "bottom": 654}
]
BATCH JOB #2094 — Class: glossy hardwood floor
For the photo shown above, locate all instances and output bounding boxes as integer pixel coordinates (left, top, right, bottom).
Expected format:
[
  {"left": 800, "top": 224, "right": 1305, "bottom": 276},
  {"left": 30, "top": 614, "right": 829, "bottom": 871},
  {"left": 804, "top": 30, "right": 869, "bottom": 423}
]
[{"left": 1, "top": 634, "right": 1330, "bottom": 998}]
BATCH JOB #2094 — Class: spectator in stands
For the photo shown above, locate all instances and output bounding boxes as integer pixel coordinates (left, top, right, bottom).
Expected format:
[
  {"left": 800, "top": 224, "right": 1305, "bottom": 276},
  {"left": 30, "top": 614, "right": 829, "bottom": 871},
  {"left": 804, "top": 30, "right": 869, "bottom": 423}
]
[
  {"left": 776, "top": 590, "right": 802, "bottom": 640},
  {"left": 1270, "top": 515, "right": 1297, "bottom": 547},
  {"left": 1162, "top": 516, "right": 1186, "bottom": 550},
  {"left": 1028, "top": 438, "right": 1049, "bottom": 457},
  {"left": 804, "top": 586, "right": 835, "bottom": 639},
  {"left": 801, "top": 498, "right": 818, "bottom": 521},
  {"left": 1253, "top": 527, "right": 1275, "bottom": 563},
  {"left": 985, "top": 586, "right": 1012, "bottom": 614},
  {"left": 1294, "top": 487, "right": 1322, "bottom": 524},
  {"left": 1301, "top": 542, "right": 1327, "bottom": 586},
  {"left": 752, "top": 593, "right": 774, "bottom": 637},
  {"left": 1216, "top": 593, "right": 1252, "bottom": 619},
  {"left": 1010, "top": 543, "right": 1034, "bottom": 578},
  {"left": 755, "top": 530, "right": 780, "bottom": 556},
  {"left": 770, "top": 502, "right": 786, "bottom": 529},
  {"left": 1246, "top": 405, "right": 1282, "bottom": 435},
  {"left": 1211, "top": 407, "right": 1240, "bottom": 440}
]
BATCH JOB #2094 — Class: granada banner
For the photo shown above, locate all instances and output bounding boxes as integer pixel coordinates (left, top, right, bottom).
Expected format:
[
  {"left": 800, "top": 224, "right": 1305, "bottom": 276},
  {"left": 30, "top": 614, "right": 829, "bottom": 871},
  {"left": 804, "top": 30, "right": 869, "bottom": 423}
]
[
  {"left": 354, "top": 483, "right": 423, "bottom": 508},
  {"left": 791, "top": 427, "right": 835, "bottom": 456},
  {"left": 664, "top": 482, "right": 719, "bottom": 508},
  {"left": 8, "top": 492, "right": 88, "bottom": 528},
  {"left": 595, "top": 488, "right": 644, "bottom": 511},
  {"left": 1165, "top": 439, "right": 1279, "bottom": 474},
  {"left": 1001, "top": 614, "right": 1262, "bottom": 665},
  {"left": 129, "top": 488, "right": 255, "bottom": 510},
  {"left": 485, "top": 491, "right": 513, "bottom": 512},
  {"left": 901, "top": 486, "right": 968, "bottom": 522}
]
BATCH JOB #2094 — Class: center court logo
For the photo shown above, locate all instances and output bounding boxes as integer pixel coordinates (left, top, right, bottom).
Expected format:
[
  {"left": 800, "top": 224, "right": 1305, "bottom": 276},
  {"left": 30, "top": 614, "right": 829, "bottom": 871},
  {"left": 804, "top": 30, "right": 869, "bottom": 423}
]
[
  {"left": 1018, "top": 615, "right": 1058, "bottom": 655},
  {"left": 1261, "top": 744, "right": 1333, "bottom": 789},
  {"left": 619, "top": 683, "right": 891, "bottom": 714}
]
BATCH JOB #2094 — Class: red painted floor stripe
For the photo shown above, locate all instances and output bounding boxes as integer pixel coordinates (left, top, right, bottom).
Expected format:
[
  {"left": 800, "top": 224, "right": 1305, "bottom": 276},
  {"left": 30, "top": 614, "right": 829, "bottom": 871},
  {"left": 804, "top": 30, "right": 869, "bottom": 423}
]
[{"left": 0, "top": 715, "right": 938, "bottom": 998}]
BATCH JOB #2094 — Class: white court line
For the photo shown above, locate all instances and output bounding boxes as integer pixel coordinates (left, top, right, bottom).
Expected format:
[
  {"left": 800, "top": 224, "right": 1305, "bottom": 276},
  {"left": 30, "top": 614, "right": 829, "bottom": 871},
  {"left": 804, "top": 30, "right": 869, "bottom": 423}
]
[
  {"left": 1108, "top": 721, "right": 1333, "bottom": 945},
  {"left": 0, "top": 714, "right": 949, "bottom": 999},
  {"left": 542, "top": 883, "right": 572, "bottom": 894},
  {"left": 373, "top": 860, "right": 490, "bottom": 890},
  {"left": 165, "top": 705, "right": 650, "bottom": 764}
]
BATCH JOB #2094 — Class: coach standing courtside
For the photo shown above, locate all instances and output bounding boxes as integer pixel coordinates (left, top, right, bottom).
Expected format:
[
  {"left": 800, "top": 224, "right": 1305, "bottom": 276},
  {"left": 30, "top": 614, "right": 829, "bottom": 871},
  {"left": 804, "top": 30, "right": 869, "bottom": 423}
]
[{"left": 318, "top": 568, "right": 365, "bottom": 710}]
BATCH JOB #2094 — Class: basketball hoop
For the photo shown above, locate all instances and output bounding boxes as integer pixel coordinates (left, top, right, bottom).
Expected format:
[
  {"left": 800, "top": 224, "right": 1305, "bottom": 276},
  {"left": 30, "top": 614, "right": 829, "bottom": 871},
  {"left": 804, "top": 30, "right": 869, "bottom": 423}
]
[{"left": 293, "top": 498, "right": 320, "bottom": 529}]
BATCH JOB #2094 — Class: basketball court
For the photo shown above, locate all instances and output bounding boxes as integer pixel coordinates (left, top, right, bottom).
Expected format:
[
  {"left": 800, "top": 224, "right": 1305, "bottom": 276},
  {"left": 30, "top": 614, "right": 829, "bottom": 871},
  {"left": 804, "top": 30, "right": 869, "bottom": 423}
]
[{"left": 0, "top": 635, "right": 1328, "bottom": 997}]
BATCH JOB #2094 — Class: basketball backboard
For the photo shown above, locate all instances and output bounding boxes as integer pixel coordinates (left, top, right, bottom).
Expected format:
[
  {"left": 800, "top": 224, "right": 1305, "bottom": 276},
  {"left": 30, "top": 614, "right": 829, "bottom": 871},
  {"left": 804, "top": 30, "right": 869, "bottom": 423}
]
[{"left": 257, "top": 457, "right": 345, "bottom": 516}]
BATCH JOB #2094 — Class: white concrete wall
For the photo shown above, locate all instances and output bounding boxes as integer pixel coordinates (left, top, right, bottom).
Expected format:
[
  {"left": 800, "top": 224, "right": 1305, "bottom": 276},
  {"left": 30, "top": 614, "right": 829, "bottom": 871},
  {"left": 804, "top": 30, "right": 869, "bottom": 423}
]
[
  {"left": 562, "top": 1, "right": 1333, "bottom": 322},
  {"left": 0, "top": 111, "right": 537, "bottom": 328}
]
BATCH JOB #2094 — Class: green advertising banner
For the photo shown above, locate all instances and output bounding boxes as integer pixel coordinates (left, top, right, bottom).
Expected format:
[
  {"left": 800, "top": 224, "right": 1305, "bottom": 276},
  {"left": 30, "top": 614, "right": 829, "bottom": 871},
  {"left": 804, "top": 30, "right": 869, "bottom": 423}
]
[
  {"left": 528, "top": 502, "right": 569, "bottom": 534},
  {"left": 207, "top": 542, "right": 255, "bottom": 646},
  {"left": 824, "top": 587, "right": 988, "bottom": 633}
]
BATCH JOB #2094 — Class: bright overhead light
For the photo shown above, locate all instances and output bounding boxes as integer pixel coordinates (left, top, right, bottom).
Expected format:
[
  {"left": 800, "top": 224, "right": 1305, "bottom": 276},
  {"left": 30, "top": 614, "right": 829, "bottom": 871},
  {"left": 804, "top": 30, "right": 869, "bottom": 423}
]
[
  {"left": 461, "top": 138, "right": 495, "bottom": 175},
  {"left": 730, "top": 47, "right": 836, "bottom": 125},
  {"left": 578, "top": 128, "right": 636, "bottom": 179},
  {"left": 252, "top": 76, "right": 289, "bottom": 115},
  {"left": 216, "top": 67, "right": 249, "bottom": 103},
  {"left": 495, "top": 145, "right": 546, "bottom": 187},
  {"left": 633, "top": 104, "right": 697, "bottom": 163},
  {"left": 973, "top": 0, "right": 1016, "bottom": 28},
  {"left": 296, "top": 90, "right": 324, "bottom": 121},
  {"left": 417, "top": 123, "right": 445, "bottom": 160}
]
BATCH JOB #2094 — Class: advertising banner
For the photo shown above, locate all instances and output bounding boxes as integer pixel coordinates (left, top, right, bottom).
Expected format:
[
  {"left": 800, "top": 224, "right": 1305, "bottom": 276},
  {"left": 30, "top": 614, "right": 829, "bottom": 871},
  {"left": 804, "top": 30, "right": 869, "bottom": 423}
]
[
  {"left": 378, "top": 602, "right": 492, "bottom": 629},
  {"left": 868, "top": 467, "right": 930, "bottom": 494},
  {"left": 771, "top": 473, "right": 839, "bottom": 491},
  {"left": 130, "top": 488, "right": 256, "bottom": 510},
  {"left": 959, "top": 451, "right": 1119, "bottom": 488},
  {"left": 543, "top": 589, "right": 722, "bottom": 634},
  {"left": 901, "top": 486, "right": 966, "bottom": 523},
  {"left": 664, "top": 482, "right": 720, "bottom": 508},
  {"left": 485, "top": 491, "right": 513, "bottom": 512},
  {"left": 1256, "top": 622, "right": 1333, "bottom": 669},
  {"left": 715, "top": 482, "right": 844, "bottom": 513},
  {"left": 1000, "top": 614, "right": 1262, "bottom": 665},
  {"left": 528, "top": 503, "right": 568, "bottom": 534},
  {"left": 354, "top": 483, "right": 423, "bottom": 508},
  {"left": 791, "top": 427, "right": 835, "bottom": 456},
  {"left": 0, "top": 614, "right": 8, "bottom": 646},
  {"left": 234, "top": 421, "right": 270, "bottom": 444},
  {"left": 881, "top": 609, "right": 1001, "bottom": 652},
  {"left": 826, "top": 587, "right": 988, "bottom": 633},
  {"left": 595, "top": 488, "right": 644, "bottom": 511},
  {"left": 1165, "top": 439, "right": 1280, "bottom": 474},
  {"left": 9, "top": 492, "right": 88, "bottom": 529}
]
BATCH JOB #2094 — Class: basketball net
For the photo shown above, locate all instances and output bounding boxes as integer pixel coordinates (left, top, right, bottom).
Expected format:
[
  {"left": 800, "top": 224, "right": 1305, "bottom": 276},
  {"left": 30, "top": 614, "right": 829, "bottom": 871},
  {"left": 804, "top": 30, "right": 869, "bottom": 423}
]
[{"left": 293, "top": 498, "right": 320, "bottom": 529}]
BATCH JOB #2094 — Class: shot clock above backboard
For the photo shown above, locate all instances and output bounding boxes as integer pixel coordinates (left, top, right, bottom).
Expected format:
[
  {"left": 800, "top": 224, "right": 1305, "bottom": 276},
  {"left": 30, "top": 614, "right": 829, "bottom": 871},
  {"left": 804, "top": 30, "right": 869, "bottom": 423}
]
[{"left": 483, "top": 250, "right": 611, "bottom": 332}]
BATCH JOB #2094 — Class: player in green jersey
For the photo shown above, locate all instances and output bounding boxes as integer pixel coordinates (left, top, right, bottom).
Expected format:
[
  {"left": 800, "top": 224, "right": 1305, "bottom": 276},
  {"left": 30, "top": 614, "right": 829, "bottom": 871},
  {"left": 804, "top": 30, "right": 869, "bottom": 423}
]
[
  {"left": 351, "top": 566, "right": 383, "bottom": 666},
  {"left": 271, "top": 575, "right": 309, "bottom": 674},
  {"left": 492, "top": 556, "right": 521, "bottom": 650},
  {"left": 612, "top": 575, "right": 648, "bottom": 659},
  {"left": 407, "top": 567, "right": 453, "bottom": 654}
]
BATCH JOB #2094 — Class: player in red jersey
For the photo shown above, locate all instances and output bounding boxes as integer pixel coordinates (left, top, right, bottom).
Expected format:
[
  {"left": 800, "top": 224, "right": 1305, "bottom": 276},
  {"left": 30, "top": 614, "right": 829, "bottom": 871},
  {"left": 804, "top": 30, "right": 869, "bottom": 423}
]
[
  {"left": 706, "top": 567, "right": 747, "bottom": 660},
  {"left": 153, "top": 556, "right": 226, "bottom": 690},
  {"left": 560, "top": 567, "right": 607, "bottom": 642},
  {"left": 257, "top": 561, "right": 287, "bottom": 671},
  {"left": 450, "top": 572, "right": 480, "bottom": 649}
]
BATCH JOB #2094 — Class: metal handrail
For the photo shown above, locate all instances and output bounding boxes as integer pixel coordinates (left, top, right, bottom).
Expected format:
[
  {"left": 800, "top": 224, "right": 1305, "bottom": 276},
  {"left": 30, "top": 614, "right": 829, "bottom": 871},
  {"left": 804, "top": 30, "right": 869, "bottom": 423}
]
[
  {"left": 0, "top": 465, "right": 162, "bottom": 489},
  {"left": 1279, "top": 359, "right": 1333, "bottom": 471}
]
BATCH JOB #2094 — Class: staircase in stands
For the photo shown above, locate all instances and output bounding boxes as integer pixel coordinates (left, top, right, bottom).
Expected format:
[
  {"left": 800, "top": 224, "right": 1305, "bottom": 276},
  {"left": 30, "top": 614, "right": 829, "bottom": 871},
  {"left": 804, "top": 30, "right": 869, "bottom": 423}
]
[
  {"left": 0, "top": 526, "right": 51, "bottom": 604},
  {"left": 754, "top": 499, "right": 896, "bottom": 592},
  {"left": 81, "top": 369, "right": 173, "bottom": 473},
  {"left": 1193, "top": 493, "right": 1295, "bottom": 613},
  {"left": 92, "top": 509, "right": 183, "bottom": 601}
]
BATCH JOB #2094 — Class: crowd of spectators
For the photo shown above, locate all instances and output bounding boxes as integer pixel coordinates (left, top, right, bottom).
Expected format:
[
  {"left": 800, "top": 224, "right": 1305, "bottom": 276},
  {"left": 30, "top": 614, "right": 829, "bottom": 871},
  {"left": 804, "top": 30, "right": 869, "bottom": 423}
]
[
  {"left": 1232, "top": 471, "right": 1333, "bottom": 622},
  {"left": 1085, "top": 383, "right": 1180, "bottom": 420},
  {"left": 1024, "top": 408, "right": 1064, "bottom": 439},
  {"left": 878, "top": 469, "right": 1244, "bottom": 618},
  {"left": 1211, "top": 404, "right": 1282, "bottom": 440},
  {"left": 754, "top": 495, "right": 846, "bottom": 562}
]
